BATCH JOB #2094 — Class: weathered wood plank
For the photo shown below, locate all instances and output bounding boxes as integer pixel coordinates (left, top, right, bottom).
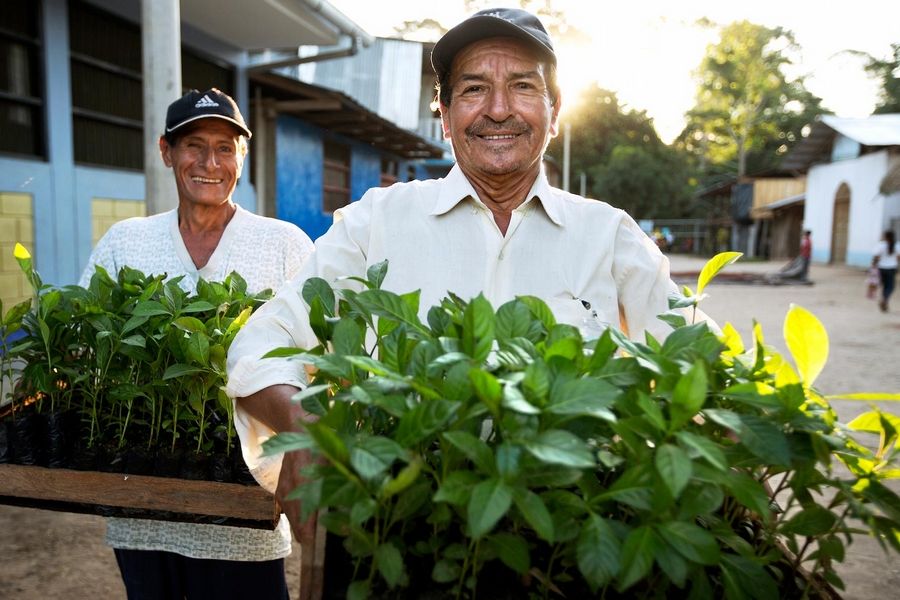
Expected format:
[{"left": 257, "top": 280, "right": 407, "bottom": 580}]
[{"left": 0, "top": 464, "right": 278, "bottom": 523}]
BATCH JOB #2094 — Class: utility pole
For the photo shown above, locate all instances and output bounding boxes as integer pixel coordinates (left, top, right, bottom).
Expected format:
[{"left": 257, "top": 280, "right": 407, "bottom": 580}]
[{"left": 562, "top": 121, "right": 571, "bottom": 192}]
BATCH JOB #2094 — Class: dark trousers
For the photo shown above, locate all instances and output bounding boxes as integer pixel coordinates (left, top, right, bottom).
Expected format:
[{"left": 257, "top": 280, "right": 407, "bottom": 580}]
[
  {"left": 880, "top": 268, "right": 897, "bottom": 302},
  {"left": 114, "top": 549, "right": 289, "bottom": 600}
]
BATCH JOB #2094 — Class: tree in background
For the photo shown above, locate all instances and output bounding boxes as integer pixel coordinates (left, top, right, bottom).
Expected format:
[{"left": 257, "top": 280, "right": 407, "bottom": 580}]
[
  {"left": 847, "top": 43, "right": 900, "bottom": 114},
  {"left": 461, "top": 0, "right": 589, "bottom": 44},
  {"left": 591, "top": 144, "right": 695, "bottom": 219},
  {"left": 395, "top": 1, "right": 588, "bottom": 44},
  {"left": 677, "top": 20, "right": 826, "bottom": 185},
  {"left": 546, "top": 85, "right": 695, "bottom": 219},
  {"left": 392, "top": 18, "right": 447, "bottom": 42}
]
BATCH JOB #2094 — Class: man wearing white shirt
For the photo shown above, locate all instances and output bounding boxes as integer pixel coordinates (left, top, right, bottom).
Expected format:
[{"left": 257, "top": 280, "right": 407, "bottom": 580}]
[
  {"left": 81, "top": 88, "right": 313, "bottom": 599},
  {"left": 226, "top": 7, "right": 680, "bottom": 570}
]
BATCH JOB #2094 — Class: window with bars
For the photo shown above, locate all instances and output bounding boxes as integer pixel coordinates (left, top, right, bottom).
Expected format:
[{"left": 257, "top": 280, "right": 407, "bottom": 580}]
[
  {"left": 69, "top": 1, "right": 143, "bottom": 169},
  {"left": 323, "top": 140, "right": 351, "bottom": 213},
  {"left": 68, "top": 1, "right": 235, "bottom": 171},
  {"left": 0, "top": 0, "right": 44, "bottom": 158}
]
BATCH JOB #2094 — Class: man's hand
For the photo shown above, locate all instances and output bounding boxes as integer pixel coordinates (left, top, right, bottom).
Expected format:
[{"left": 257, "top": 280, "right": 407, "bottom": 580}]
[
  {"left": 237, "top": 384, "right": 320, "bottom": 540},
  {"left": 277, "top": 446, "right": 317, "bottom": 544}
]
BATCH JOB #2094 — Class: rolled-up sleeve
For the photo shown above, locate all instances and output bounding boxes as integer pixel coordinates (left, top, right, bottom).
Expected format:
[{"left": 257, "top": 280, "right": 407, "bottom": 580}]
[
  {"left": 225, "top": 198, "right": 372, "bottom": 485},
  {"left": 611, "top": 215, "right": 679, "bottom": 342}
]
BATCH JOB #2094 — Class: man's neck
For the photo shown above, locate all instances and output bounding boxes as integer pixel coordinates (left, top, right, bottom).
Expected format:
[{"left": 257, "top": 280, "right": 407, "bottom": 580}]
[
  {"left": 465, "top": 167, "right": 540, "bottom": 235},
  {"left": 178, "top": 201, "right": 237, "bottom": 235},
  {"left": 177, "top": 201, "right": 237, "bottom": 268}
]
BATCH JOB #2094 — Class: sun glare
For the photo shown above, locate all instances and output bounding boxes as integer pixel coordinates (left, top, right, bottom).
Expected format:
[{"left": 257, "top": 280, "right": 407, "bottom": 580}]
[{"left": 330, "top": 0, "right": 898, "bottom": 144}]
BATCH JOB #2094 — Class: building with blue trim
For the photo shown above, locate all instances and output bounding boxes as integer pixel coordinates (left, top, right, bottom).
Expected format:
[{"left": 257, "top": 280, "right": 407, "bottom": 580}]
[{"left": 0, "top": 0, "right": 446, "bottom": 311}]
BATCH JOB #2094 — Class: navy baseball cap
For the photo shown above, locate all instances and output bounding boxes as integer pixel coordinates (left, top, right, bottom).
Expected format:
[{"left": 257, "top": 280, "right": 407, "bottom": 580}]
[
  {"left": 431, "top": 8, "right": 556, "bottom": 80},
  {"left": 165, "top": 88, "right": 252, "bottom": 139}
]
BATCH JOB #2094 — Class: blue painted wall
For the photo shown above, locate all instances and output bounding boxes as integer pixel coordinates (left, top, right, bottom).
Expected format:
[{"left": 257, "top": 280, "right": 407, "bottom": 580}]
[
  {"left": 275, "top": 117, "right": 327, "bottom": 239},
  {"left": 73, "top": 166, "right": 145, "bottom": 272},
  {"left": 351, "top": 146, "right": 381, "bottom": 202},
  {"left": 275, "top": 115, "right": 408, "bottom": 241},
  {"left": 0, "top": 158, "right": 53, "bottom": 277},
  {"left": 1, "top": 0, "right": 429, "bottom": 286}
]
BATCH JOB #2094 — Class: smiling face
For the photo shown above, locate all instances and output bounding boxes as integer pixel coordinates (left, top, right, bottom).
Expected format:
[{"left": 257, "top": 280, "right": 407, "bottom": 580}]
[
  {"left": 160, "top": 119, "right": 246, "bottom": 210},
  {"left": 440, "top": 37, "right": 560, "bottom": 186}
]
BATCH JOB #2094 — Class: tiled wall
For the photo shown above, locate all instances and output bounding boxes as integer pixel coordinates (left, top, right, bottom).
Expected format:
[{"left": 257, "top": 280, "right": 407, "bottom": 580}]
[
  {"left": 91, "top": 198, "right": 146, "bottom": 246},
  {"left": 0, "top": 192, "right": 34, "bottom": 310}
]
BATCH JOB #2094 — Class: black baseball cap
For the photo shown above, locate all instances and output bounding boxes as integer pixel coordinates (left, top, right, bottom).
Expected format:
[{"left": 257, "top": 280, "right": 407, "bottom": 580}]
[
  {"left": 164, "top": 88, "right": 252, "bottom": 139},
  {"left": 431, "top": 8, "right": 556, "bottom": 80}
]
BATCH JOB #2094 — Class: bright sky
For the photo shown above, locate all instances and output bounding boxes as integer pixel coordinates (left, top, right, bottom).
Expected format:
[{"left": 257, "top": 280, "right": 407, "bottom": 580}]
[{"left": 329, "top": 0, "right": 898, "bottom": 143}]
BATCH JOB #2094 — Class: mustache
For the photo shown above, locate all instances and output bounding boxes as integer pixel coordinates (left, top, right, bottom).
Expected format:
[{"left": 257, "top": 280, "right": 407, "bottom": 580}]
[{"left": 465, "top": 118, "right": 530, "bottom": 137}]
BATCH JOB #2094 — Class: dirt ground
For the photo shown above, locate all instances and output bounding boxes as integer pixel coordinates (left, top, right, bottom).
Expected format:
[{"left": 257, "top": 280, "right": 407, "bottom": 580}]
[{"left": 1, "top": 256, "right": 898, "bottom": 599}]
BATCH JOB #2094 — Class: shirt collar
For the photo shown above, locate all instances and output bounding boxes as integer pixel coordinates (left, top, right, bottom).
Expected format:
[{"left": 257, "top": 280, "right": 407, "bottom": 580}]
[{"left": 431, "top": 163, "right": 566, "bottom": 226}]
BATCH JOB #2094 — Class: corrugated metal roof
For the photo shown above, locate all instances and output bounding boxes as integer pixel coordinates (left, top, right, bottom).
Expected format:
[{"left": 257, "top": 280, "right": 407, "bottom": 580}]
[
  {"left": 822, "top": 114, "right": 900, "bottom": 146},
  {"left": 250, "top": 71, "right": 445, "bottom": 159},
  {"left": 766, "top": 193, "right": 805, "bottom": 210},
  {"left": 781, "top": 114, "right": 900, "bottom": 172}
]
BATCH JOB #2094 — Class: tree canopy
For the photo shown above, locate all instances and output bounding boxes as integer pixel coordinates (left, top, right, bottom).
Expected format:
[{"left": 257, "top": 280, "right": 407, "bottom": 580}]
[
  {"left": 546, "top": 85, "right": 695, "bottom": 219},
  {"left": 859, "top": 43, "right": 900, "bottom": 114},
  {"left": 676, "top": 20, "right": 827, "bottom": 182}
]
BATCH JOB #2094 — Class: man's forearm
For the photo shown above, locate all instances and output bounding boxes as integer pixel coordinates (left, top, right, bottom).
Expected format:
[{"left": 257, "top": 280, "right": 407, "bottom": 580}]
[{"left": 237, "top": 384, "right": 310, "bottom": 433}]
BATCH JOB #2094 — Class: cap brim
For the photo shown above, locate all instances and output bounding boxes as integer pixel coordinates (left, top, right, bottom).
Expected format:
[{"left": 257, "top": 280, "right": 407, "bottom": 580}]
[
  {"left": 431, "top": 15, "right": 555, "bottom": 78},
  {"left": 166, "top": 114, "right": 252, "bottom": 139}
]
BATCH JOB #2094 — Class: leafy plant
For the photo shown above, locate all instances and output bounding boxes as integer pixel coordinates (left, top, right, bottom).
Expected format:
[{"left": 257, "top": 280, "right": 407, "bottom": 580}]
[
  {"left": 264, "top": 255, "right": 900, "bottom": 599},
  {"left": 4, "top": 245, "right": 271, "bottom": 470},
  {"left": 11, "top": 244, "right": 83, "bottom": 416},
  {"left": 0, "top": 246, "right": 31, "bottom": 411}
]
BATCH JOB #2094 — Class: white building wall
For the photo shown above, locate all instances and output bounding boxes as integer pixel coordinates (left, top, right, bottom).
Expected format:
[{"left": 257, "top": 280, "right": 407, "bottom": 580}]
[
  {"left": 804, "top": 150, "right": 891, "bottom": 267},
  {"left": 377, "top": 40, "right": 423, "bottom": 130},
  {"left": 884, "top": 153, "right": 900, "bottom": 236}
]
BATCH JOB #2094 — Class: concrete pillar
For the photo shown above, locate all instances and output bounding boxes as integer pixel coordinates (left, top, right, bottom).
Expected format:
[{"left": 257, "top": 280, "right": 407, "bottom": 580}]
[
  {"left": 142, "top": 0, "right": 181, "bottom": 214},
  {"left": 42, "top": 0, "right": 76, "bottom": 283},
  {"left": 231, "top": 61, "right": 258, "bottom": 212}
]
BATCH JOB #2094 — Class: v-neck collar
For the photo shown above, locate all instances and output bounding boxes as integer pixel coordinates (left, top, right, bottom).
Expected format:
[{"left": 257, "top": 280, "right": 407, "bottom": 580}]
[{"left": 168, "top": 205, "right": 244, "bottom": 288}]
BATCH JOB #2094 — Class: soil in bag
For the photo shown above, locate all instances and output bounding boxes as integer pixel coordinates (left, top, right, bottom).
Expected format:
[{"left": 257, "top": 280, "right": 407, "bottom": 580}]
[
  {"left": 11, "top": 411, "right": 46, "bottom": 466},
  {"left": 0, "top": 420, "right": 12, "bottom": 463},
  {"left": 45, "top": 409, "right": 79, "bottom": 468},
  {"left": 232, "top": 449, "right": 258, "bottom": 486}
]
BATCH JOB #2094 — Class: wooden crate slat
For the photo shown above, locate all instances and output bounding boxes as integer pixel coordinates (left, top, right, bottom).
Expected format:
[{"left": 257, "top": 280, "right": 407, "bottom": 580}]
[{"left": 0, "top": 464, "right": 278, "bottom": 522}]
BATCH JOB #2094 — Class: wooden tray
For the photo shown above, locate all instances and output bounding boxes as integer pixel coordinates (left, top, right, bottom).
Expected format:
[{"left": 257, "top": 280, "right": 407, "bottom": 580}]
[{"left": 0, "top": 463, "right": 280, "bottom": 528}]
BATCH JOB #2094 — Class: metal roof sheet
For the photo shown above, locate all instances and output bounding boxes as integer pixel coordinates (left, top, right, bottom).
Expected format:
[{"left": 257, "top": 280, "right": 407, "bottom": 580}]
[
  {"left": 780, "top": 114, "right": 900, "bottom": 172},
  {"left": 250, "top": 71, "right": 445, "bottom": 159},
  {"left": 822, "top": 114, "right": 900, "bottom": 146}
]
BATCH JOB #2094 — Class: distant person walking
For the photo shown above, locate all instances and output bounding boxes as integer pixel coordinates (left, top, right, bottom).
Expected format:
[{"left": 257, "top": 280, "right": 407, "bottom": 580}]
[
  {"left": 799, "top": 230, "right": 812, "bottom": 280},
  {"left": 873, "top": 230, "right": 898, "bottom": 312}
]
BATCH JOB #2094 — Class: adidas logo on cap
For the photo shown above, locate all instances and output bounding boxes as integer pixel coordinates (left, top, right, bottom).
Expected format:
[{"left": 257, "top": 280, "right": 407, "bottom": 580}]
[{"left": 194, "top": 94, "right": 219, "bottom": 108}]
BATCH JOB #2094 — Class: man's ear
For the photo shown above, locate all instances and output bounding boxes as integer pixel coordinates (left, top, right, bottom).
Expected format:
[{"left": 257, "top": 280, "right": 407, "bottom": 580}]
[
  {"left": 439, "top": 102, "right": 451, "bottom": 140},
  {"left": 159, "top": 136, "right": 174, "bottom": 167},
  {"left": 548, "top": 91, "right": 562, "bottom": 139}
]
